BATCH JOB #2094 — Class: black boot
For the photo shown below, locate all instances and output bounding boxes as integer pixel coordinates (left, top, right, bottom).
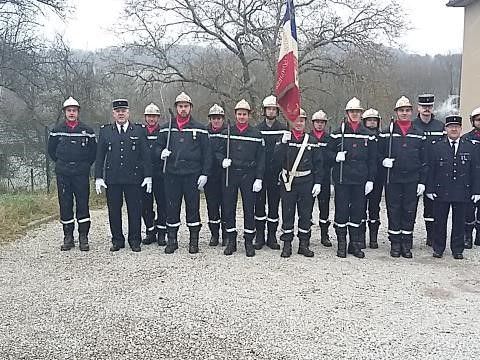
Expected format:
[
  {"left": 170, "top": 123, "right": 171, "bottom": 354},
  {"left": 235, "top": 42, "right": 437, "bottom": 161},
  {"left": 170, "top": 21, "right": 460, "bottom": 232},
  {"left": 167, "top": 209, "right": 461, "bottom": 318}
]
[
  {"left": 224, "top": 232, "right": 237, "bottom": 256},
  {"left": 60, "top": 224, "right": 75, "bottom": 251},
  {"left": 142, "top": 231, "right": 157, "bottom": 245},
  {"left": 298, "top": 238, "right": 314, "bottom": 257},
  {"left": 359, "top": 222, "right": 367, "bottom": 249},
  {"left": 78, "top": 232, "right": 90, "bottom": 251},
  {"left": 254, "top": 220, "right": 266, "bottom": 250},
  {"left": 368, "top": 221, "right": 379, "bottom": 249},
  {"left": 165, "top": 231, "right": 178, "bottom": 254},
  {"left": 465, "top": 226, "right": 474, "bottom": 249},
  {"left": 157, "top": 229, "right": 167, "bottom": 246},
  {"left": 350, "top": 230, "right": 365, "bottom": 258},
  {"left": 281, "top": 239, "right": 292, "bottom": 258},
  {"left": 189, "top": 229, "right": 200, "bottom": 254},
  {"left": 336, "top": 227, "right": 347, "bottom": 258},
  {"left": 319, "top": 221, "right": 332, "bottom": 247},
  {"left": 400, "top": 241, "right": 412, "bottom": 258},
  {"left": 266, "top": 221, "right": 280, "bottom": 250},
  {"left": 245, "top": 235, "right": 255, "bottom": 257},
  {"left": 390, "top": 236, "right": 401, "bottom": 258},
  {"left": 221, "top": 228, "right": 228, "bottom": 246},
  {"left": 208, "top": 223, "right": 220, "bottom": 247},
  {"left": 425, "top": 222, "right": 433, "bottom": 246}
]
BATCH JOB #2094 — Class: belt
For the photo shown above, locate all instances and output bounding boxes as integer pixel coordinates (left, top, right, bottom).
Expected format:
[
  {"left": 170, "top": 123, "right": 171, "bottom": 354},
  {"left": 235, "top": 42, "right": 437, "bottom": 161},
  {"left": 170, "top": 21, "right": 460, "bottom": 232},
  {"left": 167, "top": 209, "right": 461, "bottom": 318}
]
[{"left": 282, "top": 169, "right": 311, "bottom": 178}]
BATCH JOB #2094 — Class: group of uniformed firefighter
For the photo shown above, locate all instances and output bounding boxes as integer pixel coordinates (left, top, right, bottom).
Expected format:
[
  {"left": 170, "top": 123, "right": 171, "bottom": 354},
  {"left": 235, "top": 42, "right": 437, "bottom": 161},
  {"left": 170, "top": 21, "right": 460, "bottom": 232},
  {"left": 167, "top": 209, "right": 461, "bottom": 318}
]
[{"left": 48, "top": 92, "right": 480, "bottom": 260}]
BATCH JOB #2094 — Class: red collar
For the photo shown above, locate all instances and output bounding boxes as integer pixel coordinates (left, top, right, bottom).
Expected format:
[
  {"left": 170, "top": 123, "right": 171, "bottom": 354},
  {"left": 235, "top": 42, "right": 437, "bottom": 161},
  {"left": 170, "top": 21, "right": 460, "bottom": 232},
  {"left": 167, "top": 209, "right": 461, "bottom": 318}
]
[
  {"left": 474, "top": 130, "right": 480, "bottom": 138},
  {"left": 396, "top": 120, "right": 411, "bottom": 136},
  {"left": 65, "top": 120, "right": 79, "bottom": 130},
  {"left": 292, "top": 129, "right": 304, "bottom": 141},
  {"left": 176, "top": 115, "right": 190, "bottom": 131},
  {"left": 236, "top": 122, "right": 249, "bottom": 133},
  {"left": 146, "top": 124, "right": 159, "bottom": 135},
  {"left": 210, "top": 124, "right": 222, "bottom": 133},
  {"left": 349, "top": 120, "right": 360, "bottom": 132},
  {"left": 313, "top": 129, "right": 325, "bottom": 140}
]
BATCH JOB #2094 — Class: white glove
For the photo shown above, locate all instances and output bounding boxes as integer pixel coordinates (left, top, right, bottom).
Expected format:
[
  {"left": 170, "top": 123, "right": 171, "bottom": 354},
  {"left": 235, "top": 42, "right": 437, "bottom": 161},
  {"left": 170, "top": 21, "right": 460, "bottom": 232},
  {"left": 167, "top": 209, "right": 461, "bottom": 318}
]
[
  {"left": 335, "top": 151, "right": 347, "bottom": 163},
  {"left": 141, "top": 177, "right": 152, "bottom": 193},
  {"left": 252, "top": 179, "right": 263, "bottom": 192},
  {"left": 197, "top": 175, "right": 208, "bottom": 191},
  {"left": 417, "top": 184, "right": 425, "bottom": 196},
  {"left": 365, "top": 181, "right": 374, "bottom": 195},
  {"left": 281, "top": 131, "right": 291, "bottom": 144},
  {"left": 311, "top": 184, "right": 321, "bottom": 197},
  {"left": 426, "top": 193, "right": 437, "bottom": 201},
  {"left": 471, "top": 195, "right": 480, "bottom": 203},
  {"left": 95, "top": 178, "right": 107, "bottom": 194},
  {"left": 222, "top": 158, "right": 232, "bottom": 168},
  {"left": 161, "top": 148, "right": 171, "bottom": 160},
  {"left": 382, "top": 158, "right": 395, "bottom": 168}
]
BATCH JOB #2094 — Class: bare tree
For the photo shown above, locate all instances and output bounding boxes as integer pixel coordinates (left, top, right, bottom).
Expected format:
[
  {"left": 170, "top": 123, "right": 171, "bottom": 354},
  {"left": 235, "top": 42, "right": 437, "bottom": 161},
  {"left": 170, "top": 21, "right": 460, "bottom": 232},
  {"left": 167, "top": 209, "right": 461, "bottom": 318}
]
[{"left": 113, "top": 0, "right": 406, "bottom": 110}]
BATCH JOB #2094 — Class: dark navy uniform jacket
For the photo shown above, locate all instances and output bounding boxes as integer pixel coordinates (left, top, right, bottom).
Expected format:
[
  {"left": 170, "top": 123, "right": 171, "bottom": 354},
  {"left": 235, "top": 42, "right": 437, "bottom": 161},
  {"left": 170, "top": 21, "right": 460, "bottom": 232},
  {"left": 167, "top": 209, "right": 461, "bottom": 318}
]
[
  {"left": 208, "top": 124, "right": 227, "bottom": 180},
  {"left": 274, "top": 132, "right": 324, "bottom": 186},
  {"left": 212, "top": 124, "right": 265, "bottom": 180},
  {"left": 48, "top": 121, "right": 97, "bottom": 176},
  {"left": 378, "top": 123, "right": 428, "bottom": 184},
  {"left": 257, "top": 119, "right": 288, "bottom": 177},
  {"left": 156, "top": 117, "right": 211, "bottom": 177},
  {"left": 145, "top": 126, "right": 164, "bottom": 177},
  {"left": 95, "top": 122, "right": 152, "bottom": 184},
  {"left": 426, "top": 137, "right": 480, "bottom": 202},
  {"left": 310, "top": 130, "right": 332, "bottom": 185},
  {"left": 327, "top": 122, "right": 377, "bottom": 185}
]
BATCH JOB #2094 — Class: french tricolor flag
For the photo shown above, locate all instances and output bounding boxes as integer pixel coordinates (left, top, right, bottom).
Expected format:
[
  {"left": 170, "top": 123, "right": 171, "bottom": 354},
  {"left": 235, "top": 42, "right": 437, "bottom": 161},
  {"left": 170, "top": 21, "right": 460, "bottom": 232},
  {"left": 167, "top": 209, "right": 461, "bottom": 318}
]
[{"left": 275, "top": 0, "right": 300, "bottom": 123}]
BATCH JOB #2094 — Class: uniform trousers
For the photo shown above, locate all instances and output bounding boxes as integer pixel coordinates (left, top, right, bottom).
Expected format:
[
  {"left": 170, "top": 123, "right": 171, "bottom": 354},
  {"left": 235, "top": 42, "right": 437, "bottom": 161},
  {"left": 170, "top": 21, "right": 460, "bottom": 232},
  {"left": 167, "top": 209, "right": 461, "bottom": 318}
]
[
  {"left": 385, "top": 182, "right": 417, "bottom": 244},
  {"left": 106, "top": 183, "right": 142, "bottom": 247},
  {"left": 142, "top": 175, "right": 166, "bottom": 234},
  {"left": 56, "top": 174, "right": 90, "bottom": 234},
  {"left": 316, "top": 182, "right": 331, "bottom": 224},
  {"left": 280, "top": 179, "right": 313, "bottom": 241},
  {"left": 365, "top": 181, "right": 383, "bottom": 225},
  {"left": 333, "top": 183, "right": 365, "bottom": 230},
  {"left": 205, "top": 173, "right": 224, "bottom": 230},
  {"left": 465, "top": 201, "right": 480, "bottom": 233},
  {"left": 433, "top": 201, "right": 466, "bottom": 255},
  {"left": 255, "top": 173, "right": 281, "bottom": 226}
]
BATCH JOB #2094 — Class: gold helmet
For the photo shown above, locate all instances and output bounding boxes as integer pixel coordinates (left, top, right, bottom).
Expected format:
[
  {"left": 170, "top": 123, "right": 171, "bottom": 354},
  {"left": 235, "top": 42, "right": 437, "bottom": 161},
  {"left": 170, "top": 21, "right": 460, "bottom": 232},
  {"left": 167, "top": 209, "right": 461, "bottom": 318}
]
[
  {"left": 312, "top": 110, "right": 327, "bottom": 121},
  {"left": 144, "top": 103, "right": 161, "bottom": 115},
  {"left": 262, "top": 95, "right": 278, "bottom": 108},
  {"left": 235, "top": 99, "right": 251, "bottom": 111},
  {"left": 63, "top": 96, "right": 80, "bottom": 109},
  {"left": 175, "top": 91, "right": 192, "bottom": 105},
  {"left": 345, "top": 97, "right": 363, "bottom": 111},
  {"left": 208, "top": 104, "right": 225, "bottom": 116},
  {"left": 362, "top": 108, "right": 380, "bottom": 119},
  {"left": 394, "top": 96, "right": 413, "bottom": 110}
]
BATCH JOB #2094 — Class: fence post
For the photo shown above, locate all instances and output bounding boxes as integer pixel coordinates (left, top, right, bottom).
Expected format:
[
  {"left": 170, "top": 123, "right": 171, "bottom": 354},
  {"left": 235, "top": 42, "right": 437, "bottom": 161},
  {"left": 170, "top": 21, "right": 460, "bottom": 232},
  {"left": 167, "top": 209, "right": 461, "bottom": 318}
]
[{"left": 45, "top": 125, "right": 51, "bottom": 193}]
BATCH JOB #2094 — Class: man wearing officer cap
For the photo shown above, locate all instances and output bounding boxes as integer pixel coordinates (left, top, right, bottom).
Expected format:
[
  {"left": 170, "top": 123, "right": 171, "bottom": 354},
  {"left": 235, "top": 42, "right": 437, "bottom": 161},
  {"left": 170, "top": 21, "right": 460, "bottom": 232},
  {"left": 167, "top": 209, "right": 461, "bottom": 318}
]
[
  {"left": 205, "top": 103, "right": 228, "bottom": 247},
  {"left": 462, "top": 106, "right": 480, "bottom": 248},
  {"left": 254, "top": 95, "right": 287, "bottom": 251},
  {"left": 380, "top": 96, "right": 427, "bottom": 258},
  {"left": 426, "top": 115, "right": 480, "bottom": 259},
  {"left": 215, "top": 99, "right": 265, "bottom": 257},
  {"left": 141, "top": 103, "right": 167, "bottom": 247},
  {"left": 48, "top": 97, "right": 97, "bottom": 251},
  {"left": 310, "top": 110, "right": 333, "bottom": 247},
  {"left": 413, "top": 93, "right": 445, "bottom": 246},
  {"left": 157, "top": 92, "right": 211, "bottom": 254},
  {"left": 327, "top": 97, "right": 377, "bottom": 259},
  {"left": 95, "top": 99, "right": 152, "bottom": 252}
]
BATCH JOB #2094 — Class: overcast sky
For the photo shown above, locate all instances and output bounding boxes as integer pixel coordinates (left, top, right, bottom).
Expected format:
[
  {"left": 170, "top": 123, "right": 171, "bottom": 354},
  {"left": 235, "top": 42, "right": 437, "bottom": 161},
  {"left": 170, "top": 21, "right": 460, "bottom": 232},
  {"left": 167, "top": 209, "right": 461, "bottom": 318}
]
[{"left": 46, "top": 0, "right": 465, "bottom": 55}]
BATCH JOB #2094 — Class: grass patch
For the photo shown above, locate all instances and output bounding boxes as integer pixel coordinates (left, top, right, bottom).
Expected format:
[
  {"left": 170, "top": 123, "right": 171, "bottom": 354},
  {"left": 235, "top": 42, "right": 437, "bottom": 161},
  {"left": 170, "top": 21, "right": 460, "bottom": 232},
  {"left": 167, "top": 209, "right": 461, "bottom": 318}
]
[{"left": 0, "top": 181, "right": 106, "bottom": 243}]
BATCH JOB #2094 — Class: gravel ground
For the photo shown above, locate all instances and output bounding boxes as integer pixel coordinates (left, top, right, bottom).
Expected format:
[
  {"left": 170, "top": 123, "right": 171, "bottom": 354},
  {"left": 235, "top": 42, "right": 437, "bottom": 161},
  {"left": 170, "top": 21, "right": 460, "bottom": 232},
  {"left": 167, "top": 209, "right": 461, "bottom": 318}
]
[{"left": 1, "top": 198, "right": 480, "bottom": 360}]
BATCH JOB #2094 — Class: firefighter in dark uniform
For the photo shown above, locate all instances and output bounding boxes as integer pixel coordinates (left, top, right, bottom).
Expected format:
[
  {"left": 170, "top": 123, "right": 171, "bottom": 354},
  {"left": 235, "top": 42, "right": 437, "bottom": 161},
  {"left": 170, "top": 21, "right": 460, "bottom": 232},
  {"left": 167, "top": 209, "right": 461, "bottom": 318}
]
[
  {"left": 48, "top": 97, "right": 97, "bottom": 251},
  {"left": 254, "top": 95, "right": 287, "bottom": 250},
  {"left": 157, "top": 92, "right": 211, "bottom": 254},
  {"left": 141, "top": 103, "right": 167, "bottom": 247},
  {"left": 380, "top": 96, "right": 427, "bottom": 258},
  {"left": 361, "top": 108, "right": 383, "bottom": 249},
  {"left": 413, "top": 94, "right": 445, "bottom": 246},
  {"left": 310, "top": 110, "right": 333, "bottom": 247},
  {"left": 462, "top": 106, "right": 480, "bottom": 249},
  {"left": 327, "top": 97, "right": 377, "bottom": 259},
  {"left": 276, "top": 109, "right": 323, "bottom": 257},
  {"left": 426, "top": 115, "right": 480, "bottom": 259},
  {"left": 95, "top": 99, "right": 152, "bottom": 252},
  {"left": 205, "top": 104, "right": 227, "bottom": 247},
  {"left": 215, "top": 99, "right": 265, "bottom": 257}
]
